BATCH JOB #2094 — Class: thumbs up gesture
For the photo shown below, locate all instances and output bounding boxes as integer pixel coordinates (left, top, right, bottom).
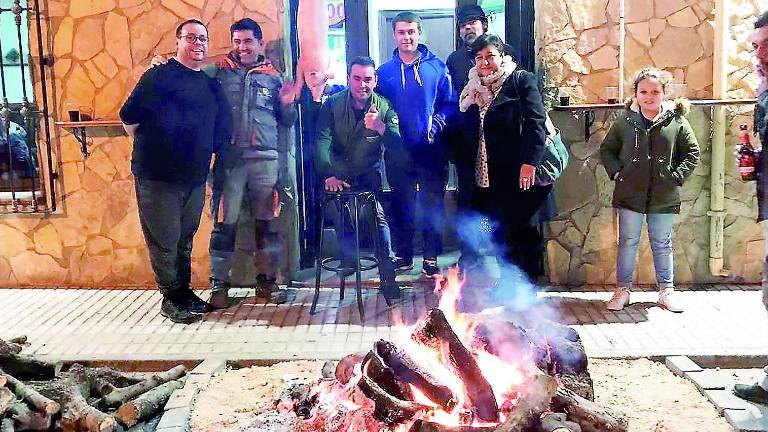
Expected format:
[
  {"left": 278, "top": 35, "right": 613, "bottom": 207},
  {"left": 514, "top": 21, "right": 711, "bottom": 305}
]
[{"left": 364, "top": 104, "right": 386, "bottom": 136}]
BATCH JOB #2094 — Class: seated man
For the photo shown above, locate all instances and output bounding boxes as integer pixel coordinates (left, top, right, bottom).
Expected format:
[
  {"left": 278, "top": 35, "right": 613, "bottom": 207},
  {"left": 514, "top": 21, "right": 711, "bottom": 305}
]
[{"left": 315, "top": 56, "right": 401, "bottom": 302}]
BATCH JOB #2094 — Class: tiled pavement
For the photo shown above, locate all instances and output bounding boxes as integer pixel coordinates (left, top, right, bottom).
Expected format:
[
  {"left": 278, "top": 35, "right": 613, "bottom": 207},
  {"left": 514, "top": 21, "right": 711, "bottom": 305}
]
[{"left": 0, "top": 281, "right": 766, "bottom": 363}]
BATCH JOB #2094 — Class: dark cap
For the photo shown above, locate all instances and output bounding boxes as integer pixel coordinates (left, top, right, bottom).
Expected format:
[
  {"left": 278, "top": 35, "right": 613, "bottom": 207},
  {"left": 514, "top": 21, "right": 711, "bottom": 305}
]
[{"left": 456, "top": 5, "right": 487, "bottom": 25}]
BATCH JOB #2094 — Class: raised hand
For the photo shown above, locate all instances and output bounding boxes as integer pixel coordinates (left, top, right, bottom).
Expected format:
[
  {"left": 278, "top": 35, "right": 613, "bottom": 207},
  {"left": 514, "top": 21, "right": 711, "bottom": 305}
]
[
  {"left": 279, "top": 80, "right": 298, "bottom": 106},
  {"left": 363, "top": 104, "right": 386, "bottom": 136}
]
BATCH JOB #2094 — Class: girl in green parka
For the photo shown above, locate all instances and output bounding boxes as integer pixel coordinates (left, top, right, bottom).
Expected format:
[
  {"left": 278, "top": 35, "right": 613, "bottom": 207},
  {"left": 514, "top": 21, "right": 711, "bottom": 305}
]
[{"left": 600, "top": 68, "right": 700, "bottom": 313}]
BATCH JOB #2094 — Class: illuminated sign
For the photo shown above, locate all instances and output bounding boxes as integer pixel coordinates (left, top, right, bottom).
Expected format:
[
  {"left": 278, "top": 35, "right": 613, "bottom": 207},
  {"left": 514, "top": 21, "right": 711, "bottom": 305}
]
[{"left": 328, "top": 0, "right": 344, "bottom": 27}]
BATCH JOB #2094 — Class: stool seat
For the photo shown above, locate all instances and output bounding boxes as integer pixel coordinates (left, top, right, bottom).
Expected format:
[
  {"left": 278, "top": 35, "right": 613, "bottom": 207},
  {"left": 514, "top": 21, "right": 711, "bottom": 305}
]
[{"left": 311, "top": 188, "right": 382, "bottom": 320}]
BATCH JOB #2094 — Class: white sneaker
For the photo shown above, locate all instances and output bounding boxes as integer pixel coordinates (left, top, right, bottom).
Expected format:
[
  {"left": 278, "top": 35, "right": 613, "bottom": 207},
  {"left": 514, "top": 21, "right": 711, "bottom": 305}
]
[
  {"left": 658, "top": 288, "right": 683, "bottom": 313},
  {"left": 606, "top": 287, "right": 630, "bottom": 311}
]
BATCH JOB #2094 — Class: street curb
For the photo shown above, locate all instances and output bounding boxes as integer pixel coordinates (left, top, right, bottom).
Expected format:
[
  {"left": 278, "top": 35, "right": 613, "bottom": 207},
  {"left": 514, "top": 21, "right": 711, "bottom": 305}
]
[{"left": 156, "top": 360, "right": 228, "bottom": 432}]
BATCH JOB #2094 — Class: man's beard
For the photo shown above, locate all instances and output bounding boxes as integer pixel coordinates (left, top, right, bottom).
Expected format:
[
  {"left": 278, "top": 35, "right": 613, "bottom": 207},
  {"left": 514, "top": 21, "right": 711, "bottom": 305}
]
[{"left": 462, "top": 33, "right": 477, "bottom": 45}]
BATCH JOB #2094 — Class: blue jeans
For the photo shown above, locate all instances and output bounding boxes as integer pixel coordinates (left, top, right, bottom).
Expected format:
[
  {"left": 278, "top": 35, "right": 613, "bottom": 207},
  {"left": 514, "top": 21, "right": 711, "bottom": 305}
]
[{"left": 616, "top": 208, "right": 675, "bottom": 289}]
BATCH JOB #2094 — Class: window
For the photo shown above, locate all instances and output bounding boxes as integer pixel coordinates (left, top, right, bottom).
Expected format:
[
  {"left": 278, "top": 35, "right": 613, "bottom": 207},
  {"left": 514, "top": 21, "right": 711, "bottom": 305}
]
[{"left": 0, "top": 0, "right": 55, "bottom": 213}]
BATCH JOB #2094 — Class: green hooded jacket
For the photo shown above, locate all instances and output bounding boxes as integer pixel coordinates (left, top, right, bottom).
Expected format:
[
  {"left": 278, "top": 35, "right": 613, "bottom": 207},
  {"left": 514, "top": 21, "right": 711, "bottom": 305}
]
[
  {"left": 315, "top": 89, "right": 402, "bottom": 180},
  {"left": 600, "top": 98, "right": 700, "bottom": 214}
]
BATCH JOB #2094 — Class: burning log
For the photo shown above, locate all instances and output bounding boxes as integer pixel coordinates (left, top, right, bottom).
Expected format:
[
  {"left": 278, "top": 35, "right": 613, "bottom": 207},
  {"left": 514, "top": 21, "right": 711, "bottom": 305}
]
[
  {"left": 275, "top": 382, "right": 317, "bottom": 418},
  {"left": 540, "top": 412, "right": 582, "bottom": 432},
  {"left": 6, "top": 402, "right": 52, "bottom": 431},
  {"left": 374, "top": 340, "right": 456, "bottom": 411},
  {"left": 115, "top": 379, "right": 185, "bottom": 428},
  {"left": 100, "top": 365, "right": 186, "bottom": 408},
  {"left": 552, "top": 387, "right": 628, "bottom": 432},
  {"left": 412, "top": 309, "right": 499, "bottom": 423},
  {"left": 1, "top": 370, "right": 61, "bottom": 415},
  {"left": 357, "top": 373, "right": 430, "bottom": 425},
  {"left": 335, "top": 353, "right": 364, "bottom": 385},
  {"left": 408, "top": 420, "right": 496, "bottom": 432},
  {"left": 363, "top": 350, "right": 414, "bottom": 401},
  {"left": 496, "top": 370, "right": 558, "bottom": 432},
  {"left": 0, "top": 418, "right": 12, "bottom": 432}
]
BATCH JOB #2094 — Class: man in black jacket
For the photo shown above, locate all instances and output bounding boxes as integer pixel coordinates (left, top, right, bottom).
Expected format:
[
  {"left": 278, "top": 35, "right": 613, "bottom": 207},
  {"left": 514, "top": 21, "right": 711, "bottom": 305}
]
[{"left": 120, "top": 19, "right": 232, "bottom": 324}]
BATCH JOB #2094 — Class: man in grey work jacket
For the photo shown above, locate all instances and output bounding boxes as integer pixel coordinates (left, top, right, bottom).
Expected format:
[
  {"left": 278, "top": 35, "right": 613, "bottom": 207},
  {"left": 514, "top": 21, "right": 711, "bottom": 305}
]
[{"left": 206, "top": 18, "right": 297, "bottom": 308}]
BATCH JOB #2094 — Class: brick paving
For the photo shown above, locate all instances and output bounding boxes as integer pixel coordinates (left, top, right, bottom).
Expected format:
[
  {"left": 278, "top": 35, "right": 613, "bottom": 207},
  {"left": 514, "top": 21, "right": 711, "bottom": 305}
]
[{"left": 0, "top": 282, "right": 765, "bottom": 363}]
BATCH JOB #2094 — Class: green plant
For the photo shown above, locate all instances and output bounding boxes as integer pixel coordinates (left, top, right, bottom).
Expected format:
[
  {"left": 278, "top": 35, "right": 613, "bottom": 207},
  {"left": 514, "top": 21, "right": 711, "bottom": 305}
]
[{"left": 4, "top": 49, "right": 20, "bottom": 65}]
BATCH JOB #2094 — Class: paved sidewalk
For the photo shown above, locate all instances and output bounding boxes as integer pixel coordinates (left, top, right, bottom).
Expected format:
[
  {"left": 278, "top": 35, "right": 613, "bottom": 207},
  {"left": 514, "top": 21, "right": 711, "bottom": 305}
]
[{"left": 0, "top": 283, "right": 766, "bottom": 363}]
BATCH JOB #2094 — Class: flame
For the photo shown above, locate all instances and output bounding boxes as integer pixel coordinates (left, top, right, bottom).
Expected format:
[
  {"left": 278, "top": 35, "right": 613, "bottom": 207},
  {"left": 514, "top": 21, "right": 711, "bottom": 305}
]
[{"left": 298, "top": 265, "right": 544, "bottom": 431}]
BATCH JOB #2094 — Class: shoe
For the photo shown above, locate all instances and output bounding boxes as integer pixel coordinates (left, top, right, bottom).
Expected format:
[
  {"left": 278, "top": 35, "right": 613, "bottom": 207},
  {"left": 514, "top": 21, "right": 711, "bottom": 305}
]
[
  {"left": 209, "top": 278, "right": 231, "bottom": 310},
  {"left": 422, "top": 259, "right": 442, "bottom": 279},
  {"left": 734, "top": 383, "right": 768, "bottom": 405},
  {"left": 606, "top": 287, "right": 630, "bottom": 311},
  {"left": 657, "top": 288, "right": 683, "bottom": 313},
  {"left": 179, "top": 289, "right": 212, "bottom": 314},
  {"left": 255, "top": 274, "right": 288, "bottom": 304},
  {"left": 160, "top": 297, "right": 202, "bottom": 324},
  {"left": 381, "top": 279, "right": 401, "bottom": 306},
  {"left": 392, "top": 257, "right": 413, "bottom": 273}
]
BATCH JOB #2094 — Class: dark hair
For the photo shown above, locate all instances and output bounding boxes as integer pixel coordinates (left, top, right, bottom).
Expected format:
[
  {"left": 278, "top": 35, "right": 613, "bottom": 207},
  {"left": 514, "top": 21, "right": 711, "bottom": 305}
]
[
  {"left": 347, "top": 56, "right": 376, "bottom": 75},
  {"left": 230, "top": 18, "right": 263, "bottom": 40},
  {"left": 470, "top": 33, "right": 504, "bottom": 56},
  {"left": 175, "top": 19, "right": 207, "bottom": 38},
  {"left": 632, "top": 67, "right": 672, "bottom": 93},
  {"left": 392, "top": 11, "right": 422, "bottom": 32},
  {"left": 757, "top": 11, "right": 768, "bottom": 29}
]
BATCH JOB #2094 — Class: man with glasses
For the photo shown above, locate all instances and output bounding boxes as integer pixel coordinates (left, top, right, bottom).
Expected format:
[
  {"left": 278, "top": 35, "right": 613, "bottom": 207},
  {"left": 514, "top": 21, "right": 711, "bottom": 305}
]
[{"left": 120, "top": 19, "right": 232, "bottom": 323}]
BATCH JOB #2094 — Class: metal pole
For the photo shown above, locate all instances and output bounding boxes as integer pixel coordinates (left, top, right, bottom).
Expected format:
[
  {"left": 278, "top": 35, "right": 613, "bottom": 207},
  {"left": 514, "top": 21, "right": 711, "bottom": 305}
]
[{"left": 709, "top": 0, "right": 728, "bottom": 276}]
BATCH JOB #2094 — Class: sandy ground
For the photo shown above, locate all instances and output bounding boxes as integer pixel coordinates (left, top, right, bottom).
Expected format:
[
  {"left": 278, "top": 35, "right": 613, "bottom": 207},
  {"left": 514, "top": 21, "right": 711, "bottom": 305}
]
[{"left": 190, "top": 358, "right": 735, "bottom": 432}]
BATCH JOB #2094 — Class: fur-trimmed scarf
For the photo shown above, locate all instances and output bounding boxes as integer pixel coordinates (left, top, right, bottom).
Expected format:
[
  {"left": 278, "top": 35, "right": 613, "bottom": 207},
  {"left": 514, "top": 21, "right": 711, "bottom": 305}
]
[{"left": 459, "top": 55, "right": 517, "bottom": 113}]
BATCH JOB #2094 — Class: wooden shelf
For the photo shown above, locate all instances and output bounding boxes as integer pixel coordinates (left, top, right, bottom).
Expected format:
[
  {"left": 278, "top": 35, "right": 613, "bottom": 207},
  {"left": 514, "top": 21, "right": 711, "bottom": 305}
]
[{"left": 55, "top": 120, "right": 124, "bottom": 128}]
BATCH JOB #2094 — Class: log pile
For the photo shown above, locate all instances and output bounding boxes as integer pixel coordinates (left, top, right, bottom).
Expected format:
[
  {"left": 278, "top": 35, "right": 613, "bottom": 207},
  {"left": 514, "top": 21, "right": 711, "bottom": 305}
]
[
  {"left": 294, "top": 308, "right": 629, "bottom": 432},
  {"left": 0, "top": 336, "right": 187, "bottom": 432}
]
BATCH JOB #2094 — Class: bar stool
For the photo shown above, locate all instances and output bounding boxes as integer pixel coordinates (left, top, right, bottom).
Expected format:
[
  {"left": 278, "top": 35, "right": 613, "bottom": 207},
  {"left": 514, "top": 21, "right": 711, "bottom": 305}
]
[{"left": 311, "top": 189, "right": 381, "bottom": 320}]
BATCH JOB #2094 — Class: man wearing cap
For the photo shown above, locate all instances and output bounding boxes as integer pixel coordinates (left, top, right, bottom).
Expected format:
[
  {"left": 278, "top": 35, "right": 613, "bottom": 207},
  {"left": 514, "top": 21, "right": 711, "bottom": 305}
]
[{"left": 447, "top": 5, "right": 514, "bottom": 95}]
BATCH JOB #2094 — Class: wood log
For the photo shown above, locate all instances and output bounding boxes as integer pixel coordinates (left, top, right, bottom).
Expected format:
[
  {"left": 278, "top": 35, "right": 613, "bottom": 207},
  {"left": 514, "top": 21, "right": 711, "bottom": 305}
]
[
  {"left": 0, "top": 418, "right": 13, "bottom": 432},
  {"left": 558, "top": 372, "right": 594, "bottom": 401},
  {"left": 1, "top": 370, "right": 61, "bottom": 415},
  {"left": 0, "top": 387, "right": 14, "bottom": 416},
  {"left": 0, "top": 375, "right": 6, "bottom": 387},
  {"left": 411, "top": 309, "right": 499, "bottom": 423},
  {"left": 540, "top": 412, "right": 582, "bottom": 432},
  {"left": 86, "top": 367, "right": 144, "bottom": 387},
  {"left": 496, "top": 370, "right": 558, "bottom": 432},
  {"left": 335, "top": 353, "right": 364, "bottom": 385},
  {"left": 101, "top": 365, "right": 186, "bottom": 408},
  {"left": 552, "top": 387, "right": 628, "bottom": 432},
  {"left": 7, "top": 401, "right": 52, "bottom": 431},
  {"left": 275, "top": 382, "right": 317, "bottom": 419},
  {"left": 6, "top": 336, "right": 27, "bottom": 345},
  {"left": 92, "top": 378, "right": 116, "bottom": 398},
  {"left": 115, "top": 379, "right": 185, "bottom": 428},
  {"left": 61, "top": 364, "right": 117, "bottom": 432},
  {"left": 357, "top": 373, "right": 430, "bottom": 426},
  {"left": 408, "top": 420, "right": 496, "bottom": 432},
  {"left": 374, "top": 340, "right": 456, "bottom": 411},
  {"left": 0, "top": 354, "right": 62, "bottom": 380},
  {"left": 363, "top": 350, "right": 413, "bottom": 401},
  {"left": 0, "top": 340, "right": 21, "bottom": 356}
]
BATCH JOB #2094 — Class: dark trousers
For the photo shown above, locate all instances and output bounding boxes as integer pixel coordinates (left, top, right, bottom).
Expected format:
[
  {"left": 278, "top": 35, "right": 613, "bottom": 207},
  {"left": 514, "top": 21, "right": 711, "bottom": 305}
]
[
  {"left": 386, "top": 148, "right": 447, "bottom": 262},
  {"left": 134, "top": 178, "right": 205, "bottom": 295},
  {"left": 330, "top": 172, "right": 395, "bottom": 281}
]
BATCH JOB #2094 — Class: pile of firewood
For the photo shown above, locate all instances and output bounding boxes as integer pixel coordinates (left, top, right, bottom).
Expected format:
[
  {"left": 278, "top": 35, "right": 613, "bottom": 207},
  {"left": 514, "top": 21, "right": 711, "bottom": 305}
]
[
  {"left": 291, "top": 309, "right": 629, "bottom": 432},
  {"left": 0, "top": 336, "right": 186, "bottom": 432}
]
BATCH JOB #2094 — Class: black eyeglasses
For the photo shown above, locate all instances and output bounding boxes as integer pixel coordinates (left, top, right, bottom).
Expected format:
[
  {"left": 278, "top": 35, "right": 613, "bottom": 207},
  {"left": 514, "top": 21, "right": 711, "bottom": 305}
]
[{"left": 179, "top": 34, "right": 209, "bottom": 44}]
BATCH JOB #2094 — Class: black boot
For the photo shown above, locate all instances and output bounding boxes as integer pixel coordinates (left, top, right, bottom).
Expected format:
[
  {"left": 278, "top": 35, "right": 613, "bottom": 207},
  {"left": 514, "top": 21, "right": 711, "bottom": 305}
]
[
  {"left": 160, "top": 294, "right": 202, "bottom": 324},
  {"left": 178, "top": 288, "right": 212, "bottom": 314},
  {"left": 209, "top": 278, "right": 232, "bottom": 310},
  {"left": 255, "top": 274, "right": 288, "bottom": 304},
  {"left": 379, "top": 260, "right": 401, "bottom": 305}
]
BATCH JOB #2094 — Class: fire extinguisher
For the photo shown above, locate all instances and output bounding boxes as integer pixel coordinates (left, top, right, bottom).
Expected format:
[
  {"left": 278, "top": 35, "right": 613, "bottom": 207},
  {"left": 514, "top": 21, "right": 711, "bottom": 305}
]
[{"left": 738, "top": 123, "right": 758, "bottom": 182}]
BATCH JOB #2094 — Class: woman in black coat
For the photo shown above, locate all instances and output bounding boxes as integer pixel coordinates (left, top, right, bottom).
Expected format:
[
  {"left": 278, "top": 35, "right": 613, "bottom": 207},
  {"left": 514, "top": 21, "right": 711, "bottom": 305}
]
[{"left": 455, "top": 34, "right": 555, "bottom": 280}]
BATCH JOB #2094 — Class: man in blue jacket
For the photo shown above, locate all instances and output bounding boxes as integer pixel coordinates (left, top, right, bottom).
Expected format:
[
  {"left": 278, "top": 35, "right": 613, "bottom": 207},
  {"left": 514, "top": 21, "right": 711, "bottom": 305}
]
[{"left": 376, "top": 11, "right": 456, "bottom": 278}]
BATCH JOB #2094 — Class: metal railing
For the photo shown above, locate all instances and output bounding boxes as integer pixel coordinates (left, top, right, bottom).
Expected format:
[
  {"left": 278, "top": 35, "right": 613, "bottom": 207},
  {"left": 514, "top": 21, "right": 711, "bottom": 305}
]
[{"left": 0, "top": 0, "right": 55, "bottom": 213}]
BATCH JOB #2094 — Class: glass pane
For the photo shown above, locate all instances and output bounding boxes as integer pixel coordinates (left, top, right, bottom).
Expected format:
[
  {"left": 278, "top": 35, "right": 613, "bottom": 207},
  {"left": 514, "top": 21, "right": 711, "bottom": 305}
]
[
  {"left": 478, "top": 0, "right": 505, "bottom": 41},
  {"left": 327, "top": 0, "right": 347, "bottom": 85},
  {"left": 0, "top": 0, "right": 33, "bottom": 104}
]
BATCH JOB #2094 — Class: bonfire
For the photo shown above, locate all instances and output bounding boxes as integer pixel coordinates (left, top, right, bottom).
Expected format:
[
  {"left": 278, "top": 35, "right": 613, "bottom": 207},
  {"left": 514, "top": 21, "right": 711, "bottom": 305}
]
[{"left": 281, "top": 269, "right": 627, "bottom": 432}]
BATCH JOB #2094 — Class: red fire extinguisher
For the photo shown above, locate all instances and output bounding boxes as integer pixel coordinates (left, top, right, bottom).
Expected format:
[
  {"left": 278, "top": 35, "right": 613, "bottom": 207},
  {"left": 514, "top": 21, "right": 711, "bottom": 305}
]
[{"left": 738, "top": 123, "right": 758, "bottom": 182}]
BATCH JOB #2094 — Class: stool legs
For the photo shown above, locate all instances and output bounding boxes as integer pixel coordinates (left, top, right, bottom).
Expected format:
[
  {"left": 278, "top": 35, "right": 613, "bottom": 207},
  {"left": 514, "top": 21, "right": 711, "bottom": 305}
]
[
  {"left": 311, "top": 200, "right": 326, "bottom": 315},
  {"left": 352, "top": 195, "right": 365, "bottom": 321}
]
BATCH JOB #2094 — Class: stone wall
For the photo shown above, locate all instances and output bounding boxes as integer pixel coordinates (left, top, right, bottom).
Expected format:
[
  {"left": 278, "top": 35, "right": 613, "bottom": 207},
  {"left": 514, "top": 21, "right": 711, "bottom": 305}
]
[{"left": 0, "top": 0, "right": 286, "bottom": 287}]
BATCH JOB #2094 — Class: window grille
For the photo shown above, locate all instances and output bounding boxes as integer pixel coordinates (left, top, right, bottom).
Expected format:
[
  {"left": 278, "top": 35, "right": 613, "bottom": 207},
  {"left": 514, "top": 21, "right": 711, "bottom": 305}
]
[{"left": 0, "top": 0, "right": 56, "bottom": 213}]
